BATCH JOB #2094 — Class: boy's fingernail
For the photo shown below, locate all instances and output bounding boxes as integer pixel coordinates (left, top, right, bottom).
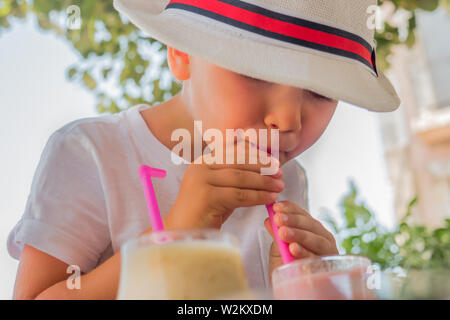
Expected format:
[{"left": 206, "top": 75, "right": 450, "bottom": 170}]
[
  {"left": 285, "top": 227, "right": 294, "bottom": 237},
  {"left": 269, "top": 192, "right": 278, "bottom": 201},
  {"left": 273, "top": 202, "right": 284, "bottom": 211},
  {"left": 292, "top": 242, "right": 302, "bottom": 255},
  {"left": 278, "top": 213, "right": 288, "bottom": 223},
  {"left": 275, "top": 179, "right": 284, "bottom": 190}
]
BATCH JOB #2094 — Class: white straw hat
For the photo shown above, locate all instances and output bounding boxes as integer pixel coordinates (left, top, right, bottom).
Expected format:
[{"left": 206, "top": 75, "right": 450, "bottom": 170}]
[{"left": 113, "top": 0, "right": 401, "bottom": 112}]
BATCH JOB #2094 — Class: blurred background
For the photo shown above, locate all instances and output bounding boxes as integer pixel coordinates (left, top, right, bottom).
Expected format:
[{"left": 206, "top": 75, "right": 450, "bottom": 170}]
[{"left": 0, "top": 0, "right": 449, "bottom": 299}]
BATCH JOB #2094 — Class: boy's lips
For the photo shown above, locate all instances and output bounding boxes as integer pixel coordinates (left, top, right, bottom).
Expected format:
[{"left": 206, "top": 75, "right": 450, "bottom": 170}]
[
  {"left": 266, "top": 147, "right": 279, "bottom": 156},
  {"left": 248, "top": 141, "right": 281, "bottom": 156}
]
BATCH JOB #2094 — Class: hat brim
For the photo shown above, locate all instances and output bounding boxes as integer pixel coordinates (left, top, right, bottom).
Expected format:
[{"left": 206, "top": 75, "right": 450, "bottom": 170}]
[{"left": 114, "top": 0, "right": 401, "bottom": 112}]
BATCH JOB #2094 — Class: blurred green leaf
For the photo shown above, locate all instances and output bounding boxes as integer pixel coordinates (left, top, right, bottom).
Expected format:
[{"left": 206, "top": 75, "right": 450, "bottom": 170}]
[
  {"left": 67, "top": 66, "right": 77, "bottom": 80},
  {"left": 82, "top": 71, "right": 96, "bottom": 90},
  {"left": 102, "top": 67, "right": 112, "bottom": 79},
  {"left": 327, "top": 180, "right": 450, "bottom": 270},
  {"left": 417, "top": 0, "right": 440, "bottom": 11}
]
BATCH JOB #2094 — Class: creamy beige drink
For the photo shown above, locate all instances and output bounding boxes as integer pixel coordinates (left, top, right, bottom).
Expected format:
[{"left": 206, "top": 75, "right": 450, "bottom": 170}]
[{"left": 117, "top": 231, "right": 249, "bottom": 300}]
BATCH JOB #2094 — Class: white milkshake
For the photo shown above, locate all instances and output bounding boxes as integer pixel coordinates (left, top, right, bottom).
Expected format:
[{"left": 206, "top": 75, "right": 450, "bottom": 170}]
[{"left": 117, "top": 231, "right": 249, "bottom": 299}]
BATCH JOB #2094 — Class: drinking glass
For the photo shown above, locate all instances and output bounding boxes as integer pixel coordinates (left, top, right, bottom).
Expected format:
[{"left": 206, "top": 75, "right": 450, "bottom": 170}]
[
  {"left": 272, "top": 255, "right": 373, "bottom": 300},
  {"left": 117, "top": 229, "right": 249, "bottom": 300}
]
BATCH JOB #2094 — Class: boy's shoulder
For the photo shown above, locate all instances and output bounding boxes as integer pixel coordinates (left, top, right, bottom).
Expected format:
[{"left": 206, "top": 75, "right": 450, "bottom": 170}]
[
  {"left": 51, "top": 106, "right": 141, "bottom": 150},
  {"left": 55, "top": 109, "right": 126, "bottom": 138}
]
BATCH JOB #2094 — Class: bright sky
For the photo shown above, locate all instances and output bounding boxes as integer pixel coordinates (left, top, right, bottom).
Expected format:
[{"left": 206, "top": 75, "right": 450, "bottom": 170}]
[{"left": 0, "top": 16, "right": 395, "bottom": 299}]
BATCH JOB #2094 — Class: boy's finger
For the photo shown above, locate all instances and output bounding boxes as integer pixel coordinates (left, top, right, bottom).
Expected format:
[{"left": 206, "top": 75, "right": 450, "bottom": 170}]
[
  {"left": 274, "top": 213, "right": 334, "bottom": 242},
  {"left": 212, "top": 186, "right": 278, "bottom": 210},
  {"left": 278, "top": 227, "right": 335, "bottom": 256},
  {"left": 207, "top": 159, "right": 280, "bottom": 175},
  {"left": 289, "top": 242, "right": 316, "bottom": 259},
  {"left": 266, "top": 219, "right": 315, "bottom": 259},
  {"left": 207, "top": 168, "right": 284, "bottom": 192},
  {"left": 273, "top": 201, "right": 309, "bottom": 216},
  {"left": 206, "top": 139, "right": 280, "bottom": 174}
]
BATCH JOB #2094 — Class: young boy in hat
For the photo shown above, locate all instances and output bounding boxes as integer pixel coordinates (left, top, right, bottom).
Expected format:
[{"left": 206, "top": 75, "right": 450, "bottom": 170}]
[{"left": 9, "top": 0, "right": 400, "bottom": 299}]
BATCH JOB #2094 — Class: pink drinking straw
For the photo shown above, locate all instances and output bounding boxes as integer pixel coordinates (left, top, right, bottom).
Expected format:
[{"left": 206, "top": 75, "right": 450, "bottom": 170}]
[
  {"left": 248, "top": 141, "right": 294, "bottom": 264},
  {"left": 138, "top": 165, "right": 167, "bottom": 232},
  {"left": 266, "top": 203, "right": 294, "bottom": 264}
]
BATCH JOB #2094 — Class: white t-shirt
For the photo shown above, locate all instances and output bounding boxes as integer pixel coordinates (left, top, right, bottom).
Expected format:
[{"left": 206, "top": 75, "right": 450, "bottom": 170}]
[{"left": 7, "top": 104, "right": 309, "bottom": 290}]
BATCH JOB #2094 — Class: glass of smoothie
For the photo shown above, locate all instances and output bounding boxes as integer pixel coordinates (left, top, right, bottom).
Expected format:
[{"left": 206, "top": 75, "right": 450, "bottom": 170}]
[
  {"left": 272, "top": 255, "right": 373, "bottom": 300},
  {"left": 117, "top": 229, "right": 249, "bottom": 300}
]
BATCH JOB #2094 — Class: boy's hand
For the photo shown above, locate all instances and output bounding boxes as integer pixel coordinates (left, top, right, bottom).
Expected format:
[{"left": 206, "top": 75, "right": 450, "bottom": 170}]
[
  {"left": 264, "top": 201, "right": 338, "bottom": 277},
  {"left": 164, "top": 139, "right": 284, "bottom": 230}
]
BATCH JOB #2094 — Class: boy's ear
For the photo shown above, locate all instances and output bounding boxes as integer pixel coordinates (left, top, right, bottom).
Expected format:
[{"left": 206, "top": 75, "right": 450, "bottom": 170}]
[{"left": 167, "top": 46, "right": 190, "bottom": 81}]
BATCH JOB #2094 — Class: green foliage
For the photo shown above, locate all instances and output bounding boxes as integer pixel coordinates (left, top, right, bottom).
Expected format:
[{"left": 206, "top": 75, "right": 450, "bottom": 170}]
[
  {"left": 322, "top": 181, "right": 450, "bottom": 270},
  {"left": 0, "top": 0, "right": 448, "bottom": 112},
  {"left": 375, "top": 0, "right": 450, "bottom": 69},
  {"left": 0, "top": 0, "right": 181, "bottom": 114}
]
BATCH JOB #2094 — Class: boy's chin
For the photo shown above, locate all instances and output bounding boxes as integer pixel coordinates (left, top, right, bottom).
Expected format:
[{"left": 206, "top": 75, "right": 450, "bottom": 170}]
[{"left": 279, "top": 150, "right": 301, "bottom": 166}]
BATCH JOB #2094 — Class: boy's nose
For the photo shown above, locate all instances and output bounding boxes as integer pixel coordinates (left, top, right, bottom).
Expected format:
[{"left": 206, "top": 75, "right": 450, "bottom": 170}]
[{"left": 265, "top": 102, "right": 302, "bottom": 133}]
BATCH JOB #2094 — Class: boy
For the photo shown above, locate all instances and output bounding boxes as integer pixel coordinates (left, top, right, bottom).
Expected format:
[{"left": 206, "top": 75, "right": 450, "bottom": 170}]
[{"left": 9, "top": 0, "right": 400, "bottom": 299}]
